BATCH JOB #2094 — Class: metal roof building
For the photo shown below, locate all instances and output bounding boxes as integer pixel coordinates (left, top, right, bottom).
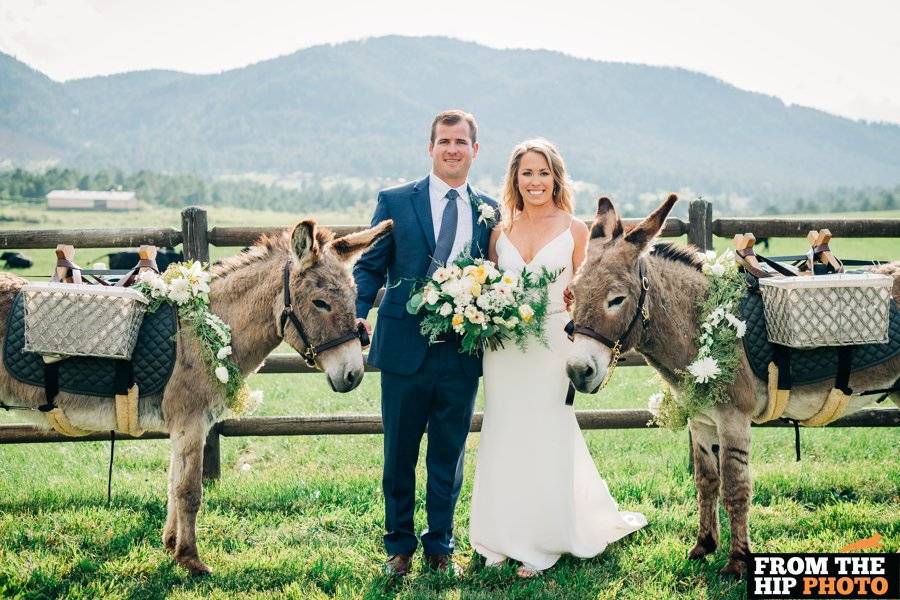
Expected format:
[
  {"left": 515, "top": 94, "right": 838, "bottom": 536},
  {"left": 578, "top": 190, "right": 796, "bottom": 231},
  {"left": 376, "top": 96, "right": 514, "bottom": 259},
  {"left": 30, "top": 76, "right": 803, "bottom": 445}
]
[{"left": 46, "top": 190, "right": 139, "bottom": 210}]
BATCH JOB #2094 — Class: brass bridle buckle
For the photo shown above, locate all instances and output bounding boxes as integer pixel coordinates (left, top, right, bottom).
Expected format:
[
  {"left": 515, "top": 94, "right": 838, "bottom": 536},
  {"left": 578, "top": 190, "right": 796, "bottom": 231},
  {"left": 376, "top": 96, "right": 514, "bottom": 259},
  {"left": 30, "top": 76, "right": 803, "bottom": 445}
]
[{"left": 302, "top": 346, "right": 318, "bottom": 369}]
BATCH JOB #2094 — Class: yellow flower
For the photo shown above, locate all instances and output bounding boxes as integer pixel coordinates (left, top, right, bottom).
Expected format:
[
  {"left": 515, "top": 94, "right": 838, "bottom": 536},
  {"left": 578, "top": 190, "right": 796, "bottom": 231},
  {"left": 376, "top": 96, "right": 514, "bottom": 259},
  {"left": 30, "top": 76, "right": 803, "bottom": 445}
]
[
  {"left": 471, "top": 281, "right": 482, "bottom": 297},
  {"left": 473, "top": 264, "right": 487, "bottom": 284},
  {"left": 518, "top": 304, "right": 534, "bottom": 322},
  {"left": 452, "top": 314, "right": 464, "bottom": 328}
]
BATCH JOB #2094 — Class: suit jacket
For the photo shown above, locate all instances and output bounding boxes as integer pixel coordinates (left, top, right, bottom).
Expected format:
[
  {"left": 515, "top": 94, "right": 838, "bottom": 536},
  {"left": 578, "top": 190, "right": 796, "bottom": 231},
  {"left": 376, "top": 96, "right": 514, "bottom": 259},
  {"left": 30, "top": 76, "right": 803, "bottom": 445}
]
[{"left": 353, "top": 175, "right": 499, "bottom": 376}]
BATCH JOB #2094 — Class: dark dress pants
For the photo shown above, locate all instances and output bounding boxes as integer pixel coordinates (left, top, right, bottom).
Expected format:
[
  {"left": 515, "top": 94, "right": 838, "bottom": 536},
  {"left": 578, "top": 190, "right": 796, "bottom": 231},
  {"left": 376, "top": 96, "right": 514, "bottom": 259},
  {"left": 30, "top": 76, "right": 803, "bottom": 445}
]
[{"left": 380, "top": 342, "right": 479, "bottom": 556}]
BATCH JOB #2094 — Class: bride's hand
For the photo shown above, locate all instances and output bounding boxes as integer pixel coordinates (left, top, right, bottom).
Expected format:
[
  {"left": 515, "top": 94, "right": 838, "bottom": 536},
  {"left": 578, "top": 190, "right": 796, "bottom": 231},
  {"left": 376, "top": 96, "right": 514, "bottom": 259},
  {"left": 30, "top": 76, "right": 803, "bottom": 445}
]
[{"left": 563, "top": 286, "right": 574, "bottom": 311}]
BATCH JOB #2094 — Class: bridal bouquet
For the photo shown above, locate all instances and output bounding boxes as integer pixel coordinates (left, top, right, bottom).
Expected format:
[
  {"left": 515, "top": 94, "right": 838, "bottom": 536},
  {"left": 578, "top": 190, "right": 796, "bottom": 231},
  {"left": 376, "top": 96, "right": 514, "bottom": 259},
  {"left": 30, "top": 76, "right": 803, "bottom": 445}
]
[{"left": 406, "top": 255, "right": 561, "bottom": 355}]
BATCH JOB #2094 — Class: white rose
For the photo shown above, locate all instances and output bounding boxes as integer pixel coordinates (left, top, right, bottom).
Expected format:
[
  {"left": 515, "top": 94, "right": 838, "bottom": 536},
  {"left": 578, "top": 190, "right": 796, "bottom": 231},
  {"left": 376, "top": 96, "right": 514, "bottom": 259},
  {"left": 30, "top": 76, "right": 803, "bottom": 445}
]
[
  {"left": 424, "top": 287, "right": 440, "bottom": 305},
  {"left": 214, "top": 365, "right": 230, "bottom": 384},
  {"left": 439, "top": 302, "right": 453, "bottom": 317},
  {"left": 216, "top": 345, "right": 232, "bottom": 360},
  {"left": 432, "top": 267, "right": 451, "bottom": 283}
]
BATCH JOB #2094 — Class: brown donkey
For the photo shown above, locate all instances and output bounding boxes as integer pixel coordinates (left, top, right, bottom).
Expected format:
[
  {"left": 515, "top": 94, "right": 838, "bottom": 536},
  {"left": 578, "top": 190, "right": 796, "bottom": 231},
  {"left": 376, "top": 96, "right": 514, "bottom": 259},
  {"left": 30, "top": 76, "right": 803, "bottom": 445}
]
[
  {"left": 565, "top": 196, "right": 899, "bottom": 576},
  {"left": 0, "top": 218, "right": 392, "bottom": 575}
]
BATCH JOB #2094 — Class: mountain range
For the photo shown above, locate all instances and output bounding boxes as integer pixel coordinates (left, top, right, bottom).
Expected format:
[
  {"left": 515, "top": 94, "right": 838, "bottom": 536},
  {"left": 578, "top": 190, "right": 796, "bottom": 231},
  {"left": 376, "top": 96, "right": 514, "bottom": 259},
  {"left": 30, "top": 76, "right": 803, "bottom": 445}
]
[{"left": 3, "top": 36, "right": 900, "bottom": 198}]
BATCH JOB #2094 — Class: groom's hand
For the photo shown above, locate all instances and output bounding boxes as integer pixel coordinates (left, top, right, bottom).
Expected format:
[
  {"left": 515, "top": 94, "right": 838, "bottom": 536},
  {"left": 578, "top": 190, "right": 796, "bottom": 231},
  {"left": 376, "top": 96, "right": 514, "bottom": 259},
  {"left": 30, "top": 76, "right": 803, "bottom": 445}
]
[{"left": 356, "top": 318, "right": 372, "bottom": 336}]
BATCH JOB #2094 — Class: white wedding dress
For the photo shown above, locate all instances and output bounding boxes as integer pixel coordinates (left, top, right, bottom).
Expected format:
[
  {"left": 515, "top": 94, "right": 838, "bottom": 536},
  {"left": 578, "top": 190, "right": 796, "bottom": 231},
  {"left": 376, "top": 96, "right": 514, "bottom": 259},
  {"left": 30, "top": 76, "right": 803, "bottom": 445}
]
[{"left": 469, "top": 224, "right": 647, "bottom": 571}]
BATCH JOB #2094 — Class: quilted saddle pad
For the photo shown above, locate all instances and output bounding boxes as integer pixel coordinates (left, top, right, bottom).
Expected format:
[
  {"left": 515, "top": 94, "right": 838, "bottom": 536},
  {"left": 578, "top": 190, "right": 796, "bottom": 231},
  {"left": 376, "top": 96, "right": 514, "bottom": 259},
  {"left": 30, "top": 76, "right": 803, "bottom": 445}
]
[
  {"left": 4, "top": 291, "right": 177, "bottom": 397},
  {"left": 741, "top": 286, "right": 900, "bottom": 385}
]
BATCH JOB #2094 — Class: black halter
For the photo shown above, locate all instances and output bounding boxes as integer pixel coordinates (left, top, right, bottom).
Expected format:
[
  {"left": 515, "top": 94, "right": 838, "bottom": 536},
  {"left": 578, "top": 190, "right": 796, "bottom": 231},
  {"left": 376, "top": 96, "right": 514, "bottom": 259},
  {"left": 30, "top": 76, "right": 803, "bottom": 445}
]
[
  {"left": 564, "top": 257, "right": 651, "bottom": 391},
  {"left": 279, "top": 260, "right": 370, "bottom": 368}
]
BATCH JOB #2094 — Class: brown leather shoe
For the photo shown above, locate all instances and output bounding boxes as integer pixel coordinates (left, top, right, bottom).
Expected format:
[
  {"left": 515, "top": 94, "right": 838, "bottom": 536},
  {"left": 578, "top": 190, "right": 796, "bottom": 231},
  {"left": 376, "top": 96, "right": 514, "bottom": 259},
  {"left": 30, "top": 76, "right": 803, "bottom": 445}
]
[
  {"left": 424, "top": 553, "right": 461, "bottom": 576},
  {"left": 384, "top": 554, "right": 413, "bottom": 577}
]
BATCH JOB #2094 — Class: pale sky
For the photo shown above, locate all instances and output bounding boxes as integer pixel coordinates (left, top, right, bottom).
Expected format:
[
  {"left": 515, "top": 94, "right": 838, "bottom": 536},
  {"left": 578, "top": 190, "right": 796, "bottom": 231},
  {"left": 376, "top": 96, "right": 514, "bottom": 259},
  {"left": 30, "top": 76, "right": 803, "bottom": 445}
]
[{"left": 2, "top": 0, "right": 900, "bottom": 124}]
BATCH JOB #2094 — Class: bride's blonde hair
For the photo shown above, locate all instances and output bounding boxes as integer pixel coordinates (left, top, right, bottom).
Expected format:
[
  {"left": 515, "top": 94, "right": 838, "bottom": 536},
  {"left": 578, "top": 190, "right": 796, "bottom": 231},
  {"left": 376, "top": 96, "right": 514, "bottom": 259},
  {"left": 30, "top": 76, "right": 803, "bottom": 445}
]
[{"left": 501, "top": 138, "right": 574, "bottom": 231}]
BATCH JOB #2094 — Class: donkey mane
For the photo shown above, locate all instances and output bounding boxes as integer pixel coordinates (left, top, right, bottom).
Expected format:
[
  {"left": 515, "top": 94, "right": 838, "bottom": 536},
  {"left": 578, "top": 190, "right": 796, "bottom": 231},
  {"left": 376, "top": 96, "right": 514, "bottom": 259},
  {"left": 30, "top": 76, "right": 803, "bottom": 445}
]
[
  {"left": 211, "top": 226, "right": 335, "bottom": 278},
  {"left": 651, "top": 242, "right": 704, "bottom": 271}
]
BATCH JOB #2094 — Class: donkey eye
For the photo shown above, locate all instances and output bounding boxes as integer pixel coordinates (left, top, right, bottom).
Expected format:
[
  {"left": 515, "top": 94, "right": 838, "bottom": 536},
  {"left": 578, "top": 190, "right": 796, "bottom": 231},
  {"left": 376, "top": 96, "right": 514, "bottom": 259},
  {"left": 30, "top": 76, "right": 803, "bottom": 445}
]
[
  {"left": 607, "top": 296, "right": 626, "bottom": 308},
  {"left": 313, "top": 299, "right": 331, "bottom": 311}
]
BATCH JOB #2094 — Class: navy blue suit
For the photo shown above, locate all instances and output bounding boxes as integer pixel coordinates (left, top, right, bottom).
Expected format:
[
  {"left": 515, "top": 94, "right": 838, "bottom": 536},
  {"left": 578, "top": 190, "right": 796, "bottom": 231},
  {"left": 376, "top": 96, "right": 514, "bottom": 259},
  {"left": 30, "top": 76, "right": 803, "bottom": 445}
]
[{"left": 354, "top": 175, "right": 498, "bottom": 556}]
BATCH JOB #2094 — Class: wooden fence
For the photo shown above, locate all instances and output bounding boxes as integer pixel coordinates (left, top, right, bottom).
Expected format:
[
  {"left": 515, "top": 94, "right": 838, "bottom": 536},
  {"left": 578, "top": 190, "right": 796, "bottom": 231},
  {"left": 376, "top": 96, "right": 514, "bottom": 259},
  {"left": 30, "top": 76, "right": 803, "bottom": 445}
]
[{"left": 1, "top": 201, "right": 898, "bottom": 480}]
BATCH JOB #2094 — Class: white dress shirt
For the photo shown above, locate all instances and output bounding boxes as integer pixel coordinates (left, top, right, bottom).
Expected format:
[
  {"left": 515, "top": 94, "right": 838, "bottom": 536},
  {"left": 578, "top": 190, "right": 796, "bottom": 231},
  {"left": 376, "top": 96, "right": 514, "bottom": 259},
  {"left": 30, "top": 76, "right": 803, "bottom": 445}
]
[{"left": 429, "top": 172, "right": 473, "bottom": 263}]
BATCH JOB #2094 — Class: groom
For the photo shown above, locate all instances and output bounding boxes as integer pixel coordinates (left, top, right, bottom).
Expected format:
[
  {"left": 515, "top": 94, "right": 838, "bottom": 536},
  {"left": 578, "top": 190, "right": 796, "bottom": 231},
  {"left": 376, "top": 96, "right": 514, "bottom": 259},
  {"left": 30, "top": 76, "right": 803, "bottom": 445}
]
[{"left": 353, "top": 109, "right": 498, "bottom": 576}]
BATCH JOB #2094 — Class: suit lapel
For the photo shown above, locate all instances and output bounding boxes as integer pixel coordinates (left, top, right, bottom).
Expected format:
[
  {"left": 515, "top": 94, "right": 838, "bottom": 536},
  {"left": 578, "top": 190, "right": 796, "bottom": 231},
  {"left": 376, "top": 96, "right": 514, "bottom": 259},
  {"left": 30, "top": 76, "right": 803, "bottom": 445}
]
[{"left": 412, "top": 175, "right": 436, "bottom": 253}]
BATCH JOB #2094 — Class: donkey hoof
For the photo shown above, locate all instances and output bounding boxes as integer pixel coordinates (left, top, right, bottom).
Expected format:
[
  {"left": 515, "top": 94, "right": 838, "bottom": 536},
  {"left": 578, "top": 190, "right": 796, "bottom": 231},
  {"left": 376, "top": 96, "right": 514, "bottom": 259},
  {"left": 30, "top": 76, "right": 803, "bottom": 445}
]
[
  {"left": 719, "top": 559, "right": 746, "bottom": 577},
  {"left": 177, "top": 555, "right": 212, "bottom": 577},
  {"left": 688, "top": 534, "right": 717, "bottom": 560}
]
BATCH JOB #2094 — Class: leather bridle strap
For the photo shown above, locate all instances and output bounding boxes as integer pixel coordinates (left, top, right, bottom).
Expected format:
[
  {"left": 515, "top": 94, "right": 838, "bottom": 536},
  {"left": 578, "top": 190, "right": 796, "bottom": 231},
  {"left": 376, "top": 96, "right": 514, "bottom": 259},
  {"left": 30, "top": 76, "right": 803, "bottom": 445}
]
[{"left": 278, "top": 260, "right": 369, "bottom": 368}]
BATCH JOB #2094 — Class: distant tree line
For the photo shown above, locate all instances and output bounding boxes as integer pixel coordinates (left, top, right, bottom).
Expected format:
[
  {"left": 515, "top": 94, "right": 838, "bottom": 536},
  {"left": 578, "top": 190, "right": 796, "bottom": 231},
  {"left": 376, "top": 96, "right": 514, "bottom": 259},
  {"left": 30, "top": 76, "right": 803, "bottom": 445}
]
[
  {"left": 0, "top": 168, "right": 380, "bottom": 214},
  {"left": 0, "top": 167, "right": 897, "bottom": 218},
  {"left": 761, "top": 186, "right": 899, "bottom": 214}
]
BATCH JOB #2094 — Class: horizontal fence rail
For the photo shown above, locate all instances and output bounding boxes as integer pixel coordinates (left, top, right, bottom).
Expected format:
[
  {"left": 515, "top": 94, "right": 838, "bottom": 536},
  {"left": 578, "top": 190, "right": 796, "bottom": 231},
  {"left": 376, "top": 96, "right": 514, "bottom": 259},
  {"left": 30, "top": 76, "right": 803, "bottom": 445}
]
[
  {"left": 0, "top": 227, "right": 182, "bottom": 249},
  {"left": 1, "top": 201, "right": 896, "bottom": 479},
  {"left": 2, "top": 408, "right": 896, "bottom": 444},
  {"left": 713, "top": 218, "right": 900, "bottom": 238}
]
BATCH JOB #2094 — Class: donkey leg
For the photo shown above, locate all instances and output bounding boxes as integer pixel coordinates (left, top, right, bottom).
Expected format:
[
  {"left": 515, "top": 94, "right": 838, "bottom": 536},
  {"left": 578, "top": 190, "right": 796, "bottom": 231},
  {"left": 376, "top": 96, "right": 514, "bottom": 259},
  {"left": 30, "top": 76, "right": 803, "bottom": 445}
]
[
  {"left": 162, "top": 449, "right": 179, "bottom": 554},
  {"left": 688, "top": 418, "right": 721, "bottom": 560},
  {"left": 715, "top": 407, "right": 753, "bottom": 577},
  {"left": 170, "top": 420, "right": 211, "bottom": 576}
]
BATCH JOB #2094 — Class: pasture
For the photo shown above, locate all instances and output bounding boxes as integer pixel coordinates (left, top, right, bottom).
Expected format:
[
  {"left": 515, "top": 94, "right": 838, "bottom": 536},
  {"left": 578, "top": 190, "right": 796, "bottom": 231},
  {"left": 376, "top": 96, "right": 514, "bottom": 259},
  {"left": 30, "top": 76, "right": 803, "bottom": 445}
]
[{"left": 0, "top": 205, "right": 897, "bottom": 599}]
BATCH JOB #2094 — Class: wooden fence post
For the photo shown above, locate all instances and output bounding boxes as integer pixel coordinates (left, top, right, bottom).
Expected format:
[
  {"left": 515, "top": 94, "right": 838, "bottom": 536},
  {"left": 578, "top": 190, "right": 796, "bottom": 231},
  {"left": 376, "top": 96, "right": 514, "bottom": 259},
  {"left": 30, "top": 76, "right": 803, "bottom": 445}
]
[
  {"left": 687, "top": 198, "right": 713, "bottom": 251},
  {"left": 685, "top": 198, "right": 713, "bottom": 474},
  {"left": 181, "top": 207, "right": 221, "bottom": 481}
]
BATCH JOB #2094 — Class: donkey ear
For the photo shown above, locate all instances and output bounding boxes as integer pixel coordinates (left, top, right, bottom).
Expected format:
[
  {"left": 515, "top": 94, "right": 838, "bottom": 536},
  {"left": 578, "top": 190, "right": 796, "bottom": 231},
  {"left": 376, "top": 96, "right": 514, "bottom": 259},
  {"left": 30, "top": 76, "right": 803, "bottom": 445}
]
[
  {"left": 590, "top": 197, "right": 623, "bottom": 241},
  {"left": 624, "top": 194, "right": 678, "bottom": 251},
  {"left": 290, "top": 220, "right": 320, "bottom": 271},
  {"left": 328, "top": 219, "right": 394, "bottom": 264}
]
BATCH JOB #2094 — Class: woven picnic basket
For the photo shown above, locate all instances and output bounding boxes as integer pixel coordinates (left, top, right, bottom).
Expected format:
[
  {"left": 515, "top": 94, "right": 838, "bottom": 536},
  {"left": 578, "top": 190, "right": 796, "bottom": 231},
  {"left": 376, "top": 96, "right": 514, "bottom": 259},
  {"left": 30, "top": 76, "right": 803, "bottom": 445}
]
[
  {"left": 758, "top": 273, "right": 892, "bottom": 348},
  {"left": 22, "top": 282, "right": 149, "bottom": 359}
]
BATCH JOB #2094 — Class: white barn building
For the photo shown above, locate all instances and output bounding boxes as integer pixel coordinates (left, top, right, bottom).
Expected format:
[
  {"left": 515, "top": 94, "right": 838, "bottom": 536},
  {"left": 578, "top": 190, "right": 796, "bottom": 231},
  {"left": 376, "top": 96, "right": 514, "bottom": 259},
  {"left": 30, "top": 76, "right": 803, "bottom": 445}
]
[{"left": 46, "top": 190, "right": 139, "bottom": 210}]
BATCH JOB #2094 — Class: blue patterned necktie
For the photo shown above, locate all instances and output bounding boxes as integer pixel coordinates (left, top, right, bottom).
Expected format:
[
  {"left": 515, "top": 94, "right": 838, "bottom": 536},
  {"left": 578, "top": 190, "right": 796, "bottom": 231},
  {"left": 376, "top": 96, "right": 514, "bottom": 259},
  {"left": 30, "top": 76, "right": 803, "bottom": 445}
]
[{"left": 427, "top": 189, "right": 459, "bottom": 276}]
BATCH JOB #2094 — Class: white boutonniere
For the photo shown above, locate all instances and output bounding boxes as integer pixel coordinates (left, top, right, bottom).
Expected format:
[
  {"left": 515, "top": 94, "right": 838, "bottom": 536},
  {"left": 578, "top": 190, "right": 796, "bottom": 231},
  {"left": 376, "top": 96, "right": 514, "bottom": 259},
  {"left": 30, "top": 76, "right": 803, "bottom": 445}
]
[{"left": 470, "top": 192, "right": 498, "bottom": 227}]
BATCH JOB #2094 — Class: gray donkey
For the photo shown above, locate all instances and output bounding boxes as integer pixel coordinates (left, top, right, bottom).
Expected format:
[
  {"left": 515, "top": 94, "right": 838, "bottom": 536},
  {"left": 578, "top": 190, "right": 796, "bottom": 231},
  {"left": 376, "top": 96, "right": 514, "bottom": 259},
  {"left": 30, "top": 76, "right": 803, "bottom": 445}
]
[
  {"left": 0, "top": 218, "right": 392, "bottom": 575},
  {"left": 565, "top": 196, "right": 899, "bottom": 576}
]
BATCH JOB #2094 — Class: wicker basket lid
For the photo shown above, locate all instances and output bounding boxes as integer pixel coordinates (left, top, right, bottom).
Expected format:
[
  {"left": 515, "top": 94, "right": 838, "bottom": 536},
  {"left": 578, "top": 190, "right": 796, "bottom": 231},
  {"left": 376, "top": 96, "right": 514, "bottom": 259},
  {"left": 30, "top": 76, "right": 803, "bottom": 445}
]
[
  {"left": 23, "top": 282, "right": 149, "bottom": 304},
  {"left": 758, "top": 273, "right": 893, "bottom": 290}
]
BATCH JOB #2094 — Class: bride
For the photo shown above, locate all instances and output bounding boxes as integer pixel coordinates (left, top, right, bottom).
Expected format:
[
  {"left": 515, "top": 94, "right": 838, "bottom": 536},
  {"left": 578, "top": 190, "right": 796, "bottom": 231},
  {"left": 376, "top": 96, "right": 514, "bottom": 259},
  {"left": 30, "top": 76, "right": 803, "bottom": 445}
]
[{"left": 469, "top": 139, "right": 647, "bottom": 577}]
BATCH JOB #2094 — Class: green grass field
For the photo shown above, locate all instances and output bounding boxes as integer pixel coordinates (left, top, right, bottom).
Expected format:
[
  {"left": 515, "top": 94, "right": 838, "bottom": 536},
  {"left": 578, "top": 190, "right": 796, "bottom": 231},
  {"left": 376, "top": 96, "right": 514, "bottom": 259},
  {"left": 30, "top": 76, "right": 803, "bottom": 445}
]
[{"left": 0, "top": 206, "right": 897, "bottom": 599}]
